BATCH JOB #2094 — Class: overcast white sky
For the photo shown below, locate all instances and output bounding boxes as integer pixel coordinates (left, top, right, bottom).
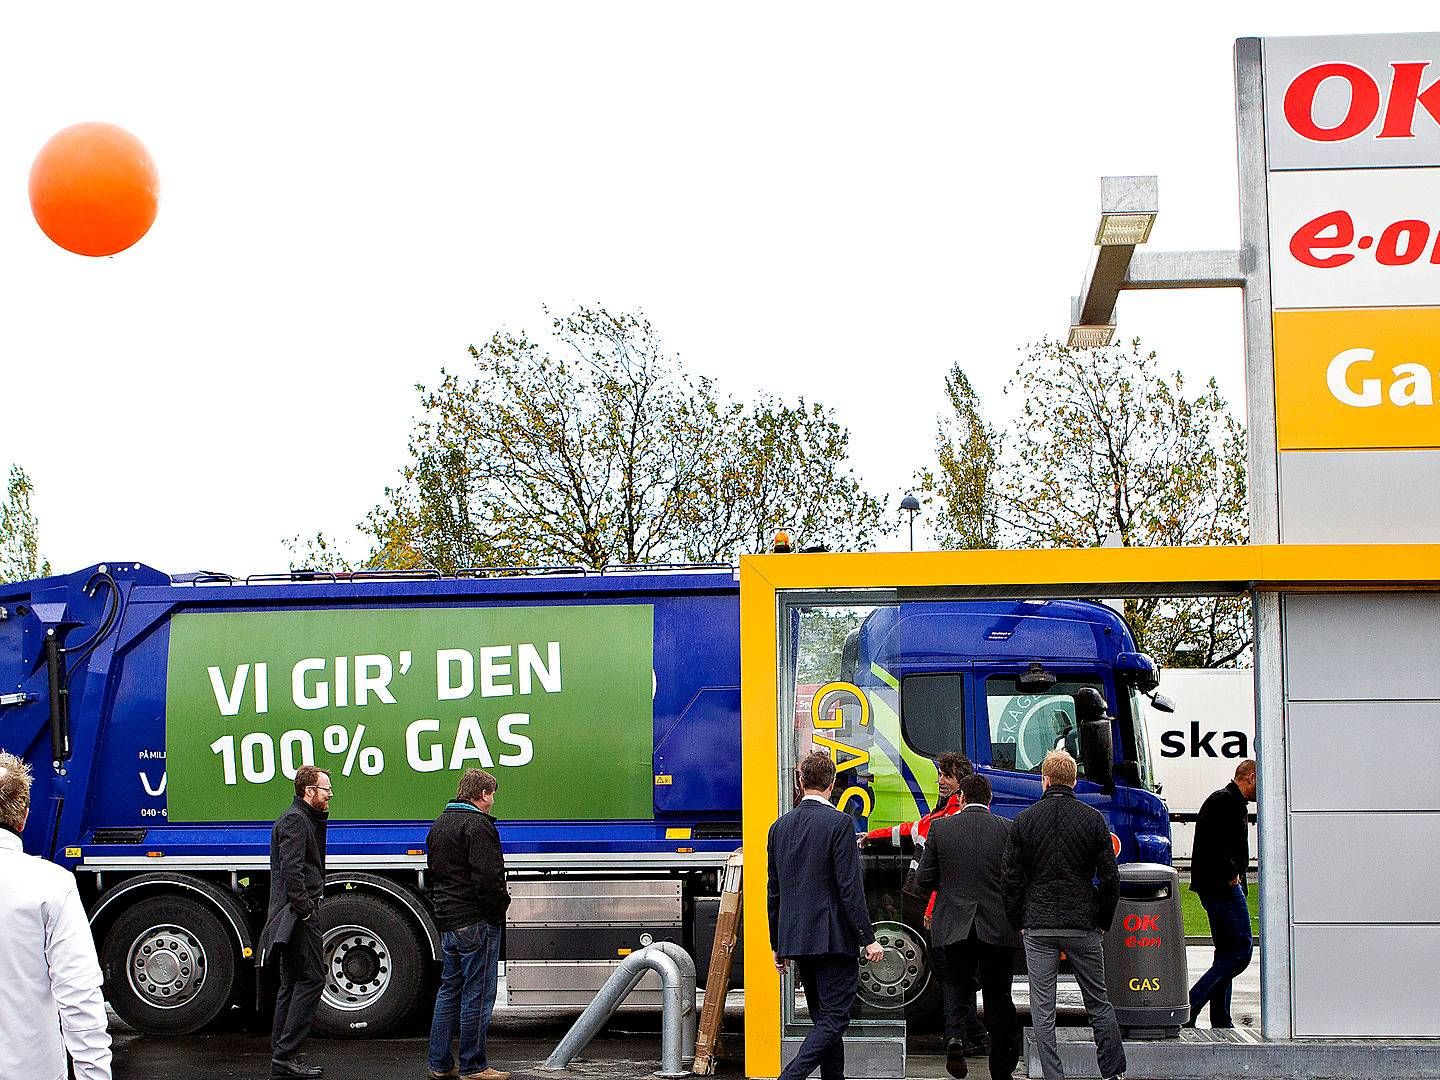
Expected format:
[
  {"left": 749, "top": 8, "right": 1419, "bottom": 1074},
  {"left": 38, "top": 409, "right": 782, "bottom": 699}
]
[{"left": 0, "top": 3, "right": 1430, "bottom": 576}]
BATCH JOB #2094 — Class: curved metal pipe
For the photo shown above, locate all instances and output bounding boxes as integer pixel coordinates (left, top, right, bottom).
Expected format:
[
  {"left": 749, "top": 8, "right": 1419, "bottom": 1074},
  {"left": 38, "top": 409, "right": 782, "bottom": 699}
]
[
  {"left": 650, "top": 940, "right": 697, "bottom": 1065},
  {"left": 540, "top": 943, "right": 697, "bottom": 1078}
]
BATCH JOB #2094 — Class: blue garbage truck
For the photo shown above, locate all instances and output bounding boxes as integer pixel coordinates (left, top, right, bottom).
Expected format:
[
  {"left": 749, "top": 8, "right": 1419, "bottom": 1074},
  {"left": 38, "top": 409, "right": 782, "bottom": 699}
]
[{"left": 0, "top": 561, "right": 1172, "bottom": 1037}]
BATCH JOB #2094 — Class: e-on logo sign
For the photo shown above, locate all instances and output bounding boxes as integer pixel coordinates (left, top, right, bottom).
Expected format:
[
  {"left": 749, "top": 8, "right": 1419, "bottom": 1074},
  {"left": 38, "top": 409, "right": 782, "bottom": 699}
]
[{"left": 1272, "top": 307, "right": 1440, "bottom": 450}]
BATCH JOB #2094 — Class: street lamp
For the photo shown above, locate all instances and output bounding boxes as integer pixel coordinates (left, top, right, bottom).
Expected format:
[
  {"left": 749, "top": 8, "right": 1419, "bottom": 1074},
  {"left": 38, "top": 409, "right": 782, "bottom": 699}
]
[
  {"left": 1069, "top": 175, "right": 1157, "bottom": 348},
  {"left": 899, "top": 494, "right": 921, "bottom": 551},
  {"left": 1068, "top": 174, "right": 1243, "bottom": 349}
]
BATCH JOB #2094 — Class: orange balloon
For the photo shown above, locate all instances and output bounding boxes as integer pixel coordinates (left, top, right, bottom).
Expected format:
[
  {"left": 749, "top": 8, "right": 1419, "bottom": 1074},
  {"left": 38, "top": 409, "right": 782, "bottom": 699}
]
[{"left": 29, "top": 122, "right": 158, "bottom": 257}]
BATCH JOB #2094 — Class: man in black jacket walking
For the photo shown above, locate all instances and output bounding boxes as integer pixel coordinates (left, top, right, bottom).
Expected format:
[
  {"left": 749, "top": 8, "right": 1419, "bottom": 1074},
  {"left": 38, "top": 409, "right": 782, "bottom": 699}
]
[
  {"left": 426, "top": 769, "right": 511, "bottom": 1080},
  {"left": 1003, "top": 748, "right": 1124, "bottom": 1080},
  {"left": 1186, "top": 758, "right": 1256, "bottom": 1029},
  {"left": 768, "top": 751, "right": 885, "bottom": 1080},
  {"left": 916, "top": 772, "right": 1020, "bottom": 1080},
  {"left": 262, "top": 765, "right": 331, "bottom": 1079}
]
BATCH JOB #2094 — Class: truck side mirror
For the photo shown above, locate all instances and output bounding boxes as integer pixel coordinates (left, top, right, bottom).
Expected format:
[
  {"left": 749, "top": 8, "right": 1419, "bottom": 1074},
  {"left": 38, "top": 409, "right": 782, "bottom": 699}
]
[
  {"left": 1079, "top": 719, "right": 1114, "bottom": 790},
  {"left": 1149, "top": 692, "right": 1176, "bottom": 714}
]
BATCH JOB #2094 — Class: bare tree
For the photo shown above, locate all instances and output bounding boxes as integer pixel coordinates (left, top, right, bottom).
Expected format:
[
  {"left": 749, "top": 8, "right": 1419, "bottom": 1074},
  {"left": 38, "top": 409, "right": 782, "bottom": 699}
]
[
  {"left": 291, "top": 305, "right": 885, "bottom": 571},
  {"left": 998, "top": 337, "right": 1250, "bottom": 667}
]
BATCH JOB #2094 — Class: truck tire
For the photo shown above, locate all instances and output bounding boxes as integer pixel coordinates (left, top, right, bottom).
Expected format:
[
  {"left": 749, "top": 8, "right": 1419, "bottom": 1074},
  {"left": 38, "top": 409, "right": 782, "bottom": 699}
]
[
  {"left": 102, "top": 895, "right": 237, "bottom": 1035},
  {"left": 313, "top": 892, "right": 425, "bottom": 1038}
]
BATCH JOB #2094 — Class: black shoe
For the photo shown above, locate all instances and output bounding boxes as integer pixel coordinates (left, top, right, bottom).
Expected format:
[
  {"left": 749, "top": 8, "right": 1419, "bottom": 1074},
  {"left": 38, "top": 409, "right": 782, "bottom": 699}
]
[
  {"left": 946, "top": 1038, "right": 969, "bottom": 1078},
  {"left": 963, "top": 1036, "right": 990, "bottom": 1057},
  {"left": 271, "top": 1058, "right": 323, "bottom": 1079}
]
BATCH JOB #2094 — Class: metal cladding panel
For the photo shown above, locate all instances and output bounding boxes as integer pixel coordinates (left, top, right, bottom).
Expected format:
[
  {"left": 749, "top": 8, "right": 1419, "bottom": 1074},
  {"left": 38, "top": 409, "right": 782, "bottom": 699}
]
[
  {"left": 507, "top": 878, "right": 681, "bottom": 927},
  {"left": 1289, "top": 701, "right": 1440, "bottom": 811},
  {"left": 651, "top": 592, "right": 741, "bottom": 814},
  {"left": 653, "top": 687, "right": 741, "bottom": 815},
  {"left": 1279, "top": 451, "right": 1440, "bottom": 543},
  {"left": 505, "top": 959, "right": 664, "bottom": 1005},
  {"left": 1293, "top": 924, "right": 1440, "bottom": 1036},
  {"left": 783, "top": 1035, "right": 905, "bottom": 1079},
  {"left": 1264, "top": 33, "right": 1440, "bottom": 171},
  {"left": 1283, "top": 593, "right": 1440, "bottom": 701},
  {"left": 1291, "top": 812, "right": 1440, "bottom": 922}
]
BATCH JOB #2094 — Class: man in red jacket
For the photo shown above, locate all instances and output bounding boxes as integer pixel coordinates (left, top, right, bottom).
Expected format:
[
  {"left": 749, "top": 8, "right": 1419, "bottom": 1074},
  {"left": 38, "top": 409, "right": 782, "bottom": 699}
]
[
  {"left": 859, "top": 751, "right": 969, "bottom": 853},
  {"left": 858, "top": 752, "right": 987, "bottom": 1057}
]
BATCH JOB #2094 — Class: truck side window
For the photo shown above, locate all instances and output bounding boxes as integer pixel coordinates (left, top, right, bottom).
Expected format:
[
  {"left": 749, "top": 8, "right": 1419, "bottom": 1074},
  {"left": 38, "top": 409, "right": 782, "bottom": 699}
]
[
  {"left": 900, "top": 673, "right": 966, "bottom": 757},
  {"left": 985, "top": 677, "right": 1103, "bottom": 777}
]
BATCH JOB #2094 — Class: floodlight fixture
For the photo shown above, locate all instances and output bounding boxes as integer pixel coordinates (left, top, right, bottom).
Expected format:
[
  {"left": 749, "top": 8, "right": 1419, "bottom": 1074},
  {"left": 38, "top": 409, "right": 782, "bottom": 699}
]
[
  {"left": 1067, "top": 297, "right": 1116, "bottom": 349},
  {"left": 1095, "top": 213, "right": 1155, "bottom": 246},
  {"left": 1095, "top": 175, "right": 1158, "bottom": 246}
]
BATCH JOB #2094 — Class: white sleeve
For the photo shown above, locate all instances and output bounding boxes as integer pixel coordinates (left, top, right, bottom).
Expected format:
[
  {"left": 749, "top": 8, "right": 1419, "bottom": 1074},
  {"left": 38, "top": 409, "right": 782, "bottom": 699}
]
[{"left": 45, "top": 881, "right": 113, "bottom": 1080}]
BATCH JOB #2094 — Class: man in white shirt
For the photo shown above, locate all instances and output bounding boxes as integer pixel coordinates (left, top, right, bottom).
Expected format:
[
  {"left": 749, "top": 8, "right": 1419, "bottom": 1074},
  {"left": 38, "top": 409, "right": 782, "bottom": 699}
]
[{"left": 0, "top": 751, "right": 112, "bottom": 1080}]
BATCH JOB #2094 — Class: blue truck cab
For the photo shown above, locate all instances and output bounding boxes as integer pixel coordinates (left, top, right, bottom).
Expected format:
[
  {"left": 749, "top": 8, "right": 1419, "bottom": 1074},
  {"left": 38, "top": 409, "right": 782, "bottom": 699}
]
[
  {"left": 848, "top": 599, "right": 1170, "bottom": 862},
  {"left": 792, "top": 597, "right": 1171, "bottom": 1013}
]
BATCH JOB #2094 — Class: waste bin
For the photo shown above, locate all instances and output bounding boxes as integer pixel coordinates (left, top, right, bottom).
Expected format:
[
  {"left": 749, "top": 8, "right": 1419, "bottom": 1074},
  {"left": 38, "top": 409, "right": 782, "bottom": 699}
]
[{"left": 1101, "top": 862, "right": 1188, "bottom": 1038}]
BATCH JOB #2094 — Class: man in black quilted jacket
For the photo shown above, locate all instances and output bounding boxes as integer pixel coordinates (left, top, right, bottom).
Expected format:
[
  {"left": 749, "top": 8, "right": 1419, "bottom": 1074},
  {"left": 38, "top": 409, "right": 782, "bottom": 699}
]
[{"left": 1002, "top": 748, "right": 1124, "bottom": 1080}]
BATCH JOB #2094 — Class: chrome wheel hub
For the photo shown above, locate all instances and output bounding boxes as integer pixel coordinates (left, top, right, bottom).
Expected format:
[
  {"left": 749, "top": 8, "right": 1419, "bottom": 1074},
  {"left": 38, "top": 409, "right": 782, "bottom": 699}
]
[
  {"left": 323, "top": 924, "right": 392, "bottom": 1011},
  {"left": 127, "top": 924, "right": 207, "bottom": 1009},
  {"left": 858, "top": 920, "right": 929, "bottom": 1008}
]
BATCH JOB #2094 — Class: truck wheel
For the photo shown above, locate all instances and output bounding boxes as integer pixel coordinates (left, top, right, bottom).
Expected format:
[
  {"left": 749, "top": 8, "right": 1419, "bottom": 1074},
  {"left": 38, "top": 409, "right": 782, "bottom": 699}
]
[
  {"left": 102, "top": 895, "right": 237, "bottom": 1035},
  {"left": 313, "top": 892, "right": 425, "bottom": 1037}
]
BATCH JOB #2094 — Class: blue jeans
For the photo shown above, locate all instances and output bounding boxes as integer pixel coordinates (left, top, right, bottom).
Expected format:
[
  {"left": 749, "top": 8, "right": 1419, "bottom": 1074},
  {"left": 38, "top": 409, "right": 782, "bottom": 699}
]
[
  {"left": 1188, "top": 885, "right": 1253, "bottom": 1027},
  {"left": 427, "top": 921, "right": 502, "bottom": 1075}
]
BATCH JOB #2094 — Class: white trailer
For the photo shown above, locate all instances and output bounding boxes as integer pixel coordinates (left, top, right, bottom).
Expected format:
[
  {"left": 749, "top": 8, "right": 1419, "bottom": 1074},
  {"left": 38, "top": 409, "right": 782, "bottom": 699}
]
[{"left": 1146, "top": 668, "right": 1257, "bottom": 865}]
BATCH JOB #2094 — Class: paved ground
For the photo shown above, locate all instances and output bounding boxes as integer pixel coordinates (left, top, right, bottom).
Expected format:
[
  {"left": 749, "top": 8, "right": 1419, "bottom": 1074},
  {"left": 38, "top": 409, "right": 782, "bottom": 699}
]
[
  {"left": 112, "top": 1010, "right": 742, "bottom": 1079},
  {"left": 110, "top": 949, "right": 1259, "bottom": 1078}
]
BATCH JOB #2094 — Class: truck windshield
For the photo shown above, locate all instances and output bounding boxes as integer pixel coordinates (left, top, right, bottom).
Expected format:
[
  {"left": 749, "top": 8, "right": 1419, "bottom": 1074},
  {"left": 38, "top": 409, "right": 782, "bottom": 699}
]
[
  {"left": 1126, "top": 684, "right": 1159, "bottom": 792},
  {"left": 985, "top": 677, "right": 1103, "bottom": 778}
]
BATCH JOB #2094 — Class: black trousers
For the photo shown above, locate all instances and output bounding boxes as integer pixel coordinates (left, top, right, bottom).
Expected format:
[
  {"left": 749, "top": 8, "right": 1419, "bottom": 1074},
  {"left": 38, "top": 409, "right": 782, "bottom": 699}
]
[
  {"left": 782, "top": 954, "right": 859, "bottom": 1080},
  {"left": 272, "top": 920, "right": 325, "bottom": 1061},
  {"left": 931, "top": 934, "right": 987, "bottom": 1043},
  {"left": 944, "top": 931, "right": 1020, "bottom": 1080}
]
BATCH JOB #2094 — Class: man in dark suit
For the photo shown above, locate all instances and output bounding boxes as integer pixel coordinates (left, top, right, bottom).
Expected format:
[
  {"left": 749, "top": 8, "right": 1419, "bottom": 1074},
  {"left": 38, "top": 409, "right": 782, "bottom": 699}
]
[
  {"left": 768, "top": 750, "right": 885, "bottom": 1080},
  {"left": 262, "top": 765, "right": 332, "bottom": 1079},
  {"left": 1186, "top": 758, "right": 1256, "bottom": 1029},
  {"left": 917, "top": 773, "right": 1020, "bottom": 1080}
]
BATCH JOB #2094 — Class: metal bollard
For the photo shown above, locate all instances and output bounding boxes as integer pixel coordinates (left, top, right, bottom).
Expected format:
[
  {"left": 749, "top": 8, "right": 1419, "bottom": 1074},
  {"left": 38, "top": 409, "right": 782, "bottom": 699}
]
[
  {"left": 540, "top": 943, "right": 698, "bottom": 1078},
  {"left": 651, "top": 940, "right": 698, "bottom": 1066}
]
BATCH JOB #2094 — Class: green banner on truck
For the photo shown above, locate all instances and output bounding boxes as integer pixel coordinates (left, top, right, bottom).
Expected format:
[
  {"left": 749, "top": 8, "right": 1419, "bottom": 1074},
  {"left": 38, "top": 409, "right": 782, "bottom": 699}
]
[{"left": 165, "top": 604, "right": 655, "bottom": 822}]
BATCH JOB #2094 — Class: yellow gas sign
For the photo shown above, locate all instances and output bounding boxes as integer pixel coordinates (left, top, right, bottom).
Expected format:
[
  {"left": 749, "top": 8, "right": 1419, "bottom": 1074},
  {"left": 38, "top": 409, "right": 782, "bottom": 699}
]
[{"left": 1273, "top": 307, "right": 1440, "bottom": 450}]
